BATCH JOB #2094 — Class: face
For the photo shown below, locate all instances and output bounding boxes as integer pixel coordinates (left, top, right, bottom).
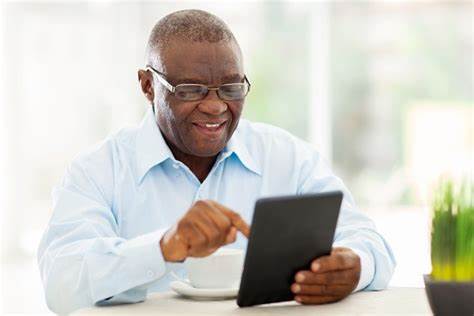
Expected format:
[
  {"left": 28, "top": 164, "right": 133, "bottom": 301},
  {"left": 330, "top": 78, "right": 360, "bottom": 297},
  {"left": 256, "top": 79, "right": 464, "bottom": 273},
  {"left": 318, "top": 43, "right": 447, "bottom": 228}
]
[{"left": 139, "top": 40, "right": 245, "bottom": 158}]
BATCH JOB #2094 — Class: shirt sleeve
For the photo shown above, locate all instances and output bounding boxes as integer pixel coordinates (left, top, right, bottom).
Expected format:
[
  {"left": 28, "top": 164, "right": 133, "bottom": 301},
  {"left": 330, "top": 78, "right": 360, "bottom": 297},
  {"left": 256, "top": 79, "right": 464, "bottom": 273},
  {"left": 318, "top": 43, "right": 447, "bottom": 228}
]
[
  {"left": 37, "top": 160, "right": 169, "bottom": 314},
  {"left": 297, "top": 148, "right": 396, "bottom": 292}
]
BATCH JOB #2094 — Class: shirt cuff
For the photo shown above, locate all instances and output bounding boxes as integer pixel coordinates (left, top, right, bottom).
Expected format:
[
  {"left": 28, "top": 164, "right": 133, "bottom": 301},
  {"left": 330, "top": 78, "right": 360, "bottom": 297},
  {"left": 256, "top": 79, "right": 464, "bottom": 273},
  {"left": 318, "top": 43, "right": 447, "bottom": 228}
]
[
  {"left": 332, "top": 242, "right": 375, "bottom": 292},
  {"left": 92, "top": 228, "right": 169, "bottom": 302}
]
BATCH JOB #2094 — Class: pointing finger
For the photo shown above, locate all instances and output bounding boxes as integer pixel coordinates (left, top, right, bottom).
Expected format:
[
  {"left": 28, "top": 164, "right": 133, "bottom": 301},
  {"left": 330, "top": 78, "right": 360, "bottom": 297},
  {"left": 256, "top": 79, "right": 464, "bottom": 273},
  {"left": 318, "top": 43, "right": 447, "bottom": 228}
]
[{"left": 207, "top": 200, "right": 250, "bottom": 238}]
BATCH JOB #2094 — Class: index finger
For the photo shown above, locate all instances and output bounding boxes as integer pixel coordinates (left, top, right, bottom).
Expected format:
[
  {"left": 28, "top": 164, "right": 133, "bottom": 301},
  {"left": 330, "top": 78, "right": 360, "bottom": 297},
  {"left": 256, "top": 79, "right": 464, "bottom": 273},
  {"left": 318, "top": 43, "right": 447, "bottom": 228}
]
[{"left": 207, "top": 200, "right": 250, "bottom": 238}]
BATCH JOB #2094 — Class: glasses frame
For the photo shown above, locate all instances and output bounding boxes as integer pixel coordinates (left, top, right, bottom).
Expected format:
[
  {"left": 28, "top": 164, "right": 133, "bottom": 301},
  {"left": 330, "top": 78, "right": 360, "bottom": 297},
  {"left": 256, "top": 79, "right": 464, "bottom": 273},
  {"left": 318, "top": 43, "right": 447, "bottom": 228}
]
[{"left": 146, "top": 65, "right": 251, "bottom": 101}]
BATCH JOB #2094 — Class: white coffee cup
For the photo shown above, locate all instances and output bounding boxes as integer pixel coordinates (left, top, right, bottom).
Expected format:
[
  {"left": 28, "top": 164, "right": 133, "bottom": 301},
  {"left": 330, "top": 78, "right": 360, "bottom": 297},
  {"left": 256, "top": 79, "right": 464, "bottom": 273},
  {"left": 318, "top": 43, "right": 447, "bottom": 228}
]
[{"left": 183, "top": 248, "right": 244, "bottom": 289}]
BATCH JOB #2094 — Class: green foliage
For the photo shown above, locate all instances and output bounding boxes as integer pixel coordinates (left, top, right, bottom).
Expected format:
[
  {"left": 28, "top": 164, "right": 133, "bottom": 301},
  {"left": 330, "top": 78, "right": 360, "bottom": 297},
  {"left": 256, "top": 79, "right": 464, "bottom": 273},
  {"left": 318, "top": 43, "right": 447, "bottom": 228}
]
[{"left": 431, "top": 179, "right": 474, "bottom": 281}]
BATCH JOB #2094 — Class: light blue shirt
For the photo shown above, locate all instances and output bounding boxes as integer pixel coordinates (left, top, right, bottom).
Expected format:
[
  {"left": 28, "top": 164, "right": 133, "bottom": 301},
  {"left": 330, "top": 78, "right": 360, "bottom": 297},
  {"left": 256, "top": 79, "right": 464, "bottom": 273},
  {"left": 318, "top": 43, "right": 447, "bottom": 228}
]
[{"left": 38, "top": 109, "right": 395, "bottom": 314}]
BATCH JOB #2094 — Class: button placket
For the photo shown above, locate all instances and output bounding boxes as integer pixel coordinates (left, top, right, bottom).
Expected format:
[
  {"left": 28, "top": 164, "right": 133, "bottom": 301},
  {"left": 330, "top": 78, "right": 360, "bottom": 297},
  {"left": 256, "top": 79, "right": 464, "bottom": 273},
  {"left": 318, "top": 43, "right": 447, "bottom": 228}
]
[{"left": 196, "top": 190, "right": 203, "bottom": 200}]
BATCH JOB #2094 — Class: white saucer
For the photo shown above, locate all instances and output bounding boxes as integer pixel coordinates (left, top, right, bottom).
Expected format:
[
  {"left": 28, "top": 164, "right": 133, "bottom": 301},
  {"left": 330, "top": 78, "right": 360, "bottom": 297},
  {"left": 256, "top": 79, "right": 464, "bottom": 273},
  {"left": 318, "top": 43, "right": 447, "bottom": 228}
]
[{"left": 170, "top": 280, "right": 239, "bottom": 300}]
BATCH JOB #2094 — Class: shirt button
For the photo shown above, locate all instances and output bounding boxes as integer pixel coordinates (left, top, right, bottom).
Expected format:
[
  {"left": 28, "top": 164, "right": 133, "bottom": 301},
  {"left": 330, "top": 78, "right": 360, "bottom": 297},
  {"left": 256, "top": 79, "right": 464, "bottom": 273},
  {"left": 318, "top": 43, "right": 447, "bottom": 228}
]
[
  {"left": 147, "top": 270, "right": 155, "bottom": 279},
  {"left": 172, "top": 163, "right": 179, "bottom": 169}
]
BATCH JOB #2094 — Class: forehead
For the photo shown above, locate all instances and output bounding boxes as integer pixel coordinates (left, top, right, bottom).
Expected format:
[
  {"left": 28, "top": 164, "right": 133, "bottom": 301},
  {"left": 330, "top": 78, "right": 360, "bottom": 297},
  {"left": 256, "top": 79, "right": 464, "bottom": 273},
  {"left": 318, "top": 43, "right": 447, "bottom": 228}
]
[{"left": 159, "top": 40, "right": 243, "bottom": 83}]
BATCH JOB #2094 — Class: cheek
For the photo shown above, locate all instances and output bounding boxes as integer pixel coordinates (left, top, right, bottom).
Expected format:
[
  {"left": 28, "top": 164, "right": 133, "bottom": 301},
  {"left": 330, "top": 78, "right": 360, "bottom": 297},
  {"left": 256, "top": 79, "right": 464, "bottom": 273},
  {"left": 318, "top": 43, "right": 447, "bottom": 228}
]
[
  {"left": 154, "top": 98, "right": 183, "bottom": 137},
  {"left": 228, "top": 102, "right": 244, "bottom": 125},
  {"left": 160, "top": 100, "right": 198, "bottom": 135},
  {"left": 157, "top": 95, "right": 184, "bottom": 121},
  {"left": 156, "top": 102, "right": 175, "bottom": 125}
]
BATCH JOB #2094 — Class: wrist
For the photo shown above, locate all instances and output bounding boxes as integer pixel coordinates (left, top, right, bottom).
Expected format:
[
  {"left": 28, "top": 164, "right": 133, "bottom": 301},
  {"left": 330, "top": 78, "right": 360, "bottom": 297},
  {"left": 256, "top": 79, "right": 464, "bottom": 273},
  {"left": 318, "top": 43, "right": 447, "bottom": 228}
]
[
  {"left": 159, "top": 228, "right": 186, "bottom": 262},
  {"left": 159, "top": 236, "right": 171, "bottom": 262}
]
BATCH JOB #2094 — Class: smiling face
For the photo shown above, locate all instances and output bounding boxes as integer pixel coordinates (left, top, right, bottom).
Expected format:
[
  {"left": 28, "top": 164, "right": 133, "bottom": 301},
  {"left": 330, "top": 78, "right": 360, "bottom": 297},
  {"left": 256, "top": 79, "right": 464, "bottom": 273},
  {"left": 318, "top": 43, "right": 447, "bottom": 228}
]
[{"left": 149, "top": 40, "right": 245, "bottom": 158}]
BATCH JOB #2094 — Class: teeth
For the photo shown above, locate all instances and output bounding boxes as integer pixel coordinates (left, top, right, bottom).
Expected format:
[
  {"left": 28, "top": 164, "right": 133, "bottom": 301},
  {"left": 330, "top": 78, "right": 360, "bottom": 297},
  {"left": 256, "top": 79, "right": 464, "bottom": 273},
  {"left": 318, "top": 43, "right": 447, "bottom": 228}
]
[{"left": 205, "top": 123, "right": 220, "bottom": 128}]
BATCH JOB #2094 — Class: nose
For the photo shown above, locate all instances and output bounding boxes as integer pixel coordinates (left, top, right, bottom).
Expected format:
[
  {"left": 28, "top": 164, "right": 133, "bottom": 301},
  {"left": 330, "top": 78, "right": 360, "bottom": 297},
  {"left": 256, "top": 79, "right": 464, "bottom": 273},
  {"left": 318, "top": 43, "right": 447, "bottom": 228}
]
[{"left": 197, "top": 89, "right": 227, "bottom": 116}]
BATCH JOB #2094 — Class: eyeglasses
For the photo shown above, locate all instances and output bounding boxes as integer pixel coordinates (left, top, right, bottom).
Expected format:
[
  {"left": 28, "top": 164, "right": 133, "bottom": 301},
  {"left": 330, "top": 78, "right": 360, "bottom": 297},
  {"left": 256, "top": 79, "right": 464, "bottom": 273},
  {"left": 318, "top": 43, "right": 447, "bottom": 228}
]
[{"left": 146, "top": 66, "right": 251, "bottom": 101}]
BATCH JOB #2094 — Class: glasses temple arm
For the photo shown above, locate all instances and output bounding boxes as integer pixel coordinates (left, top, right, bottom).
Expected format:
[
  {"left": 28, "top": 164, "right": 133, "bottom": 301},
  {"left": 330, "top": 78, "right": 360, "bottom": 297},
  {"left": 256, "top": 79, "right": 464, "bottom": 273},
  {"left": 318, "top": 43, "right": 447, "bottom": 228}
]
[{"left": 146, "top": 66, "right": 175, "bottom": 93}]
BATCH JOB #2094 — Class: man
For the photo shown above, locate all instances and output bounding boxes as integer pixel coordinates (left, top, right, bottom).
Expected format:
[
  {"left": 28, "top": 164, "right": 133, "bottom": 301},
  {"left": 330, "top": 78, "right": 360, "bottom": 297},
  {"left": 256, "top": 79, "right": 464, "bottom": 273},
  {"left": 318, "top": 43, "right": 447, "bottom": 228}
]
[{"left": 38, "top": 9, "right": 395, "bottom": 314}]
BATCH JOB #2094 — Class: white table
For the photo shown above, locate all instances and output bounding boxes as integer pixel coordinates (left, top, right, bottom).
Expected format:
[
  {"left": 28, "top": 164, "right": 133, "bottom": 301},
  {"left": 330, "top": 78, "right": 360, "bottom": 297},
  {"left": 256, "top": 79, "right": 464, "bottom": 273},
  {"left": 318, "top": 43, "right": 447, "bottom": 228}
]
[{"left": 76, "top": 287, "right": 431, "bottom": 315}]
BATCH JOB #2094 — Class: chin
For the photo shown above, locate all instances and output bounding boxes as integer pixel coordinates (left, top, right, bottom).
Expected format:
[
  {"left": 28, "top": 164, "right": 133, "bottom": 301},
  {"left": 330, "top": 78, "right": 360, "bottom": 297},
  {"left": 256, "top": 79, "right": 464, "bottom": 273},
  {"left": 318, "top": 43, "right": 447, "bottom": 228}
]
[
  {"left": 189, "top": 142, "right": 226, "bottom": 157},
  {"left": 193, "top": 147, "right": 224, "bottom": 157}
]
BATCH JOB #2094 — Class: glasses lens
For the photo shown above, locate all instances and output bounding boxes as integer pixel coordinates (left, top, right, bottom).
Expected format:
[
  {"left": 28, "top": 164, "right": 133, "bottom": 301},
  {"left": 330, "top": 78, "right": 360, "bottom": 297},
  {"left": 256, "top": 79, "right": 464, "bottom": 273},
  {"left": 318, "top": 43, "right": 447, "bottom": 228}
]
[
  {"left": 174, "top": 85, "right": 208, "bottom": 101},
  {"left": 218, "top": 83, "right": 249, "bottom": 101}
]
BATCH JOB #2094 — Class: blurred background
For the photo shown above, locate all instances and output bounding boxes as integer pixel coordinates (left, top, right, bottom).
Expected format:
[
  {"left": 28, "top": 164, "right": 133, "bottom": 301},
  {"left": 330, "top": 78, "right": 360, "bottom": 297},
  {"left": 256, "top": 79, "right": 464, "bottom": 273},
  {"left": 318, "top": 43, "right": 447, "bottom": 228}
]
[{"left": 0, "top": 0, "right": 472, "bottom": 313}]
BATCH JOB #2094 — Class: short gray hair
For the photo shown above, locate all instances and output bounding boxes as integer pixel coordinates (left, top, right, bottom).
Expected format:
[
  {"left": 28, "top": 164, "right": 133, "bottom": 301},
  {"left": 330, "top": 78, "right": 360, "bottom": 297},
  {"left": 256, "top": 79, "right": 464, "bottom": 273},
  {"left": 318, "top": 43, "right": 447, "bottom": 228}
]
[{"left": 146, "top": 9, "right": 237, "bottom": 67}]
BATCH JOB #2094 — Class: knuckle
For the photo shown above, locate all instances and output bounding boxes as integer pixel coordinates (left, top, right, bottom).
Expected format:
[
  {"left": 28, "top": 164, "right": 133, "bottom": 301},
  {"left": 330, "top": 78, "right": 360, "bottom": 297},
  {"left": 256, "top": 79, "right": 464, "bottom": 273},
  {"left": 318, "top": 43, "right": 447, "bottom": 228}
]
[
  {"left": 203, "top": 199, "right": 215, "bottom": 205},
  {"left": 186, "top": 209, "right": 199, "bottom": 220},
  {"left": 233, "top": 213, "right": 243, "bottom": 222},
  {"left": 218, "top": 214, "right": 231, "bottom": 226},
  {"left": 201, "top": 199, "right": 214, "bottom": 207},
  {"left": 222, "top": 217, "right": 232, "bottom": 229},
  {"left": 177, "top": 220, "right": 190, "bottom": 231},
  {"left": 193, "top": 200, "right": 207, "bottom": 208},
  {"left": 192, "top": 200, "right": 202, "bottom": 208},
  {"left": 336, "top": 255, "right": 346, "bottom": 267},
  {"left": 211, "top": 214, "right": 228, "bottom": 230}
]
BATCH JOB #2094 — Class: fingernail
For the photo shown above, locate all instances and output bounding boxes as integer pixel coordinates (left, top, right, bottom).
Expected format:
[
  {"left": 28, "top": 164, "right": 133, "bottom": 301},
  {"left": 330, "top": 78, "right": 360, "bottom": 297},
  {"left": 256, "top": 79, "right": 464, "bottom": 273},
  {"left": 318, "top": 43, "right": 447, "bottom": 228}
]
[
  {"left": 293, "top": 284, "right": 300, "bottom": 293},
  {"left": 312, "top": 262, "right": 320, "bottom": 272},
  {"left": 296, "top": 273, "right": 305, "bottom": 282}
]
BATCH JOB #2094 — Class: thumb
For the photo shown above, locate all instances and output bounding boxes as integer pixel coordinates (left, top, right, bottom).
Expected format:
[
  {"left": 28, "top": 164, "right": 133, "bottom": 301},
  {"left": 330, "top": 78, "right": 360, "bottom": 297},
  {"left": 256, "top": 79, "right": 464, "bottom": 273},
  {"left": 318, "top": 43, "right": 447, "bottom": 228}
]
[{"left": 224, "top": 227, "right": 238, "bottom": 244}]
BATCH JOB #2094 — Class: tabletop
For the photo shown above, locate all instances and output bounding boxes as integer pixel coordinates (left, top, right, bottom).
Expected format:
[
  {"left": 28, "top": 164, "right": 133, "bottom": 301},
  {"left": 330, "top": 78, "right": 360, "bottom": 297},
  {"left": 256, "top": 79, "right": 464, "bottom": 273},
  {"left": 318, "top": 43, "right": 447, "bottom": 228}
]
[{"left": 75, "top": 287, "right": 431, "bottom": 315}]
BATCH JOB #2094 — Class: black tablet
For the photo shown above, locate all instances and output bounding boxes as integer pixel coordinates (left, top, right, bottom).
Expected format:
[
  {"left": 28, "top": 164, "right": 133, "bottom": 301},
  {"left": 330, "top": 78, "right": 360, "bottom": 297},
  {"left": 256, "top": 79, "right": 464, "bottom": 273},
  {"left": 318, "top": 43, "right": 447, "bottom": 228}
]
[{"left": 237, "top": 191, "right": 343, "bottom": 307}]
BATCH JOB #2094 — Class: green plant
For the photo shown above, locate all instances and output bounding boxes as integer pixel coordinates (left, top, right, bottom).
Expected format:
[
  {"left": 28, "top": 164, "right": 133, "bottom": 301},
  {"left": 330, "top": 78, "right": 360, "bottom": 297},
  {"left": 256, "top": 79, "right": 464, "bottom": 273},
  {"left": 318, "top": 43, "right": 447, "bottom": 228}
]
[{"left": 431, "top": 178, "right": 474, "bottom": 281}]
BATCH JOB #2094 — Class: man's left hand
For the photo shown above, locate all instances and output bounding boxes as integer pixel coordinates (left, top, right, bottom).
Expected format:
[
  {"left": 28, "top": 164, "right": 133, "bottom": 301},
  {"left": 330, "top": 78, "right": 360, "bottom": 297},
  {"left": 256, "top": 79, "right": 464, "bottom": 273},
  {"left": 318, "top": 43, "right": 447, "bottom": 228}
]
[{"left": 292, "top": 247, "right": 361, "bottom": 304}]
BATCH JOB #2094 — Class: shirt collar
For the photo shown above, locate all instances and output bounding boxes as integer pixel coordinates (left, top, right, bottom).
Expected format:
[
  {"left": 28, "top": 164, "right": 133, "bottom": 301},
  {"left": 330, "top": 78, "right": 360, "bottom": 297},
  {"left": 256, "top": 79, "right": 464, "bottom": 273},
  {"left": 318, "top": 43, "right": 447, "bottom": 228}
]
[
  {"left": 224, "top": 122, "right": 262, "bottom": 176},
  {"left": 135, "top": 110, "right": 262, "bottom": 183},
  {"left": 135, "top": 109, "right": 173, "bottom": 183}
]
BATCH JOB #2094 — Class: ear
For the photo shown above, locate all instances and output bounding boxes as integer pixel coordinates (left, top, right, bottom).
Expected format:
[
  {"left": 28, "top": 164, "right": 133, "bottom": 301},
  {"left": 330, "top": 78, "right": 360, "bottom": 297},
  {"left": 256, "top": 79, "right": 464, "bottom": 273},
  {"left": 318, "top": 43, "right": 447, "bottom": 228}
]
[{"left": 138, "top": 69, "right": 155, "bottom": 105}]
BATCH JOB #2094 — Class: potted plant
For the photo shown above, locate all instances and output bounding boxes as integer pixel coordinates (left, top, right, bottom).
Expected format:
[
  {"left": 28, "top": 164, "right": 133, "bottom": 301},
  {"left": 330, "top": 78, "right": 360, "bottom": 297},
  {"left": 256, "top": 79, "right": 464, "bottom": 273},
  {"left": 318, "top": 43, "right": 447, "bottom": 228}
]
[{"left": 424, "top": 179, "right": 474, "bottom": 316}]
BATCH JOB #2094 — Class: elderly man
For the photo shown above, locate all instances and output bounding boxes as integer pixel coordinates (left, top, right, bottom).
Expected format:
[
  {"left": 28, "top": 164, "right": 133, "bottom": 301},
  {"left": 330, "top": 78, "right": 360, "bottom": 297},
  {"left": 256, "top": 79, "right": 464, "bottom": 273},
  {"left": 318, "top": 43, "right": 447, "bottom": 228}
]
[{"left": 38, "top": 9, "right": 395, "bottom": 314}]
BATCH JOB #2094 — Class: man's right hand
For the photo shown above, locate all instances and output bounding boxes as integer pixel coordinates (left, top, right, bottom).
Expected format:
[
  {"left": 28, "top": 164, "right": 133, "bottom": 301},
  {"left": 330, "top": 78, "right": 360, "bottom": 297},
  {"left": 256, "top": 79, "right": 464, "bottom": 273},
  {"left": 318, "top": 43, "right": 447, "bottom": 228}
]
[{"left": 159, "top": 200, "right": 250, "bottom": 262}]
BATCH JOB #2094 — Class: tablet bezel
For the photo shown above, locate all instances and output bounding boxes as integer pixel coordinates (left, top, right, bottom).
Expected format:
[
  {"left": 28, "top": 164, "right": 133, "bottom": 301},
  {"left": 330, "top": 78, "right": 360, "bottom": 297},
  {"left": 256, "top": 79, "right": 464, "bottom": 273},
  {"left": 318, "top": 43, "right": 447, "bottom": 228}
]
[{"left": 236, "top": 191, "right": 343, "bottom": 307}]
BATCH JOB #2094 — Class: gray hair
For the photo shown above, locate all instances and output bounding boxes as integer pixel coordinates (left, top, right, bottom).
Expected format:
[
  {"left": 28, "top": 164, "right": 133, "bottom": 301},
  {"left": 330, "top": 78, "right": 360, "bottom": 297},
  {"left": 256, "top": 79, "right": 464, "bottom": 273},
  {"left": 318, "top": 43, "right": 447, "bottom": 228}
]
[{"left": 146, "top": 9, "right": 238, "bottom": 67}]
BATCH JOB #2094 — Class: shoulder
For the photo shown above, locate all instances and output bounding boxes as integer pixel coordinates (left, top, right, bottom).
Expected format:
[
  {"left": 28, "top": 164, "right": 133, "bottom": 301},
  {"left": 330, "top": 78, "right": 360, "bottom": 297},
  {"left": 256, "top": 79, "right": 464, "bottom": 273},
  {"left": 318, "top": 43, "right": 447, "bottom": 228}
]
[
  {"left": 71, "top": 125, "right": 139, "bottom": 171},
  {"left": 235, "top": 119, "right": 317, "bottom": 160},
  {"left": 63, "top": 125, "right": 140, "bottom": 202}
]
